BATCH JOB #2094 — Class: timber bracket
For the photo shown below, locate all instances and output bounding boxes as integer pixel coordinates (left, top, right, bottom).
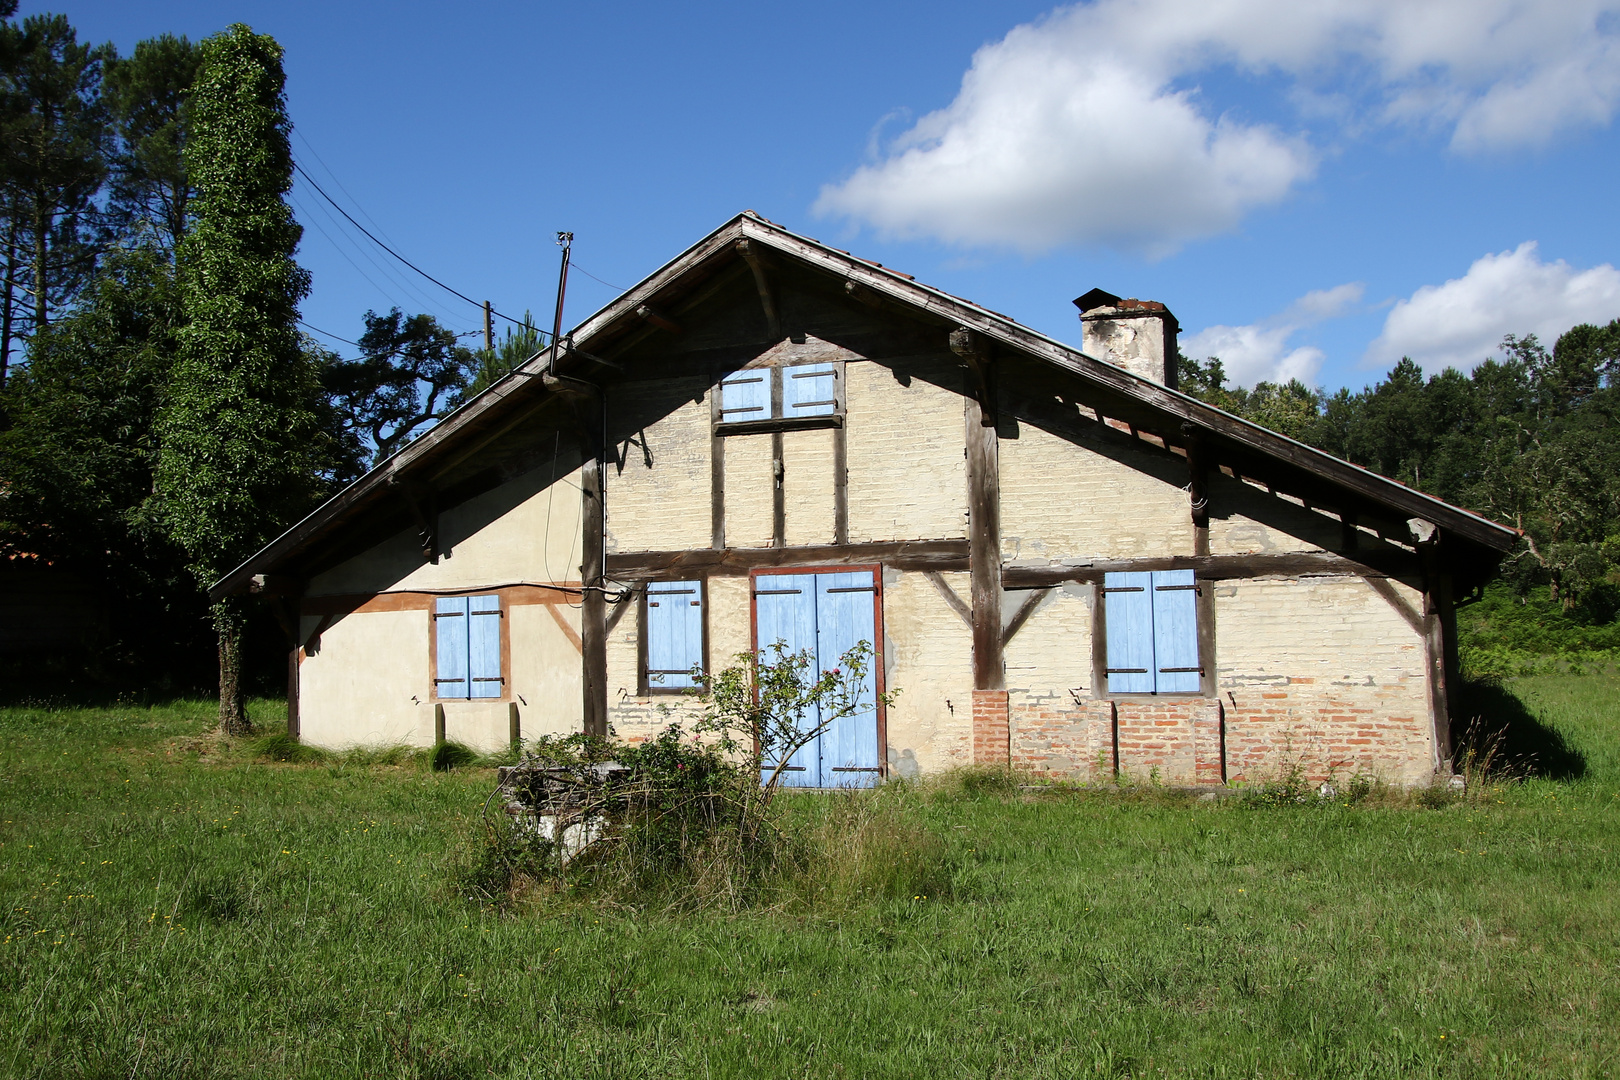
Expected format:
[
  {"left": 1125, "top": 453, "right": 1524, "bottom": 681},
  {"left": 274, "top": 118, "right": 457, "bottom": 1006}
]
[
  {"left": 736, "top": 239, "right": 781, "bottom": 339},
  {"left": 389, "top": 478, "right": 438, "bottom": 562},
  {"left": 950, "top": 327, "right": 997, "bottom": 424}
]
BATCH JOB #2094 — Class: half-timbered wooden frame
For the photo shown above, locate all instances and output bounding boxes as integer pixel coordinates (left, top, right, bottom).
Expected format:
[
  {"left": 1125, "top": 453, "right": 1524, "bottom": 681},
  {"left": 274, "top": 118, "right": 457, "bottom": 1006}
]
[{"left": 220, "top": 212, "right": 1517, "bottom": 786}]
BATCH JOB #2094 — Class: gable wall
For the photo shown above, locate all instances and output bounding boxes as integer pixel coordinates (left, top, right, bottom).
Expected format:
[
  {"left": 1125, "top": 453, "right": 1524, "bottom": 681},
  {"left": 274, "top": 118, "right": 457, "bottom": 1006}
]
[{"left": 296, "top": 461, "right": 586, "bottom": 751}]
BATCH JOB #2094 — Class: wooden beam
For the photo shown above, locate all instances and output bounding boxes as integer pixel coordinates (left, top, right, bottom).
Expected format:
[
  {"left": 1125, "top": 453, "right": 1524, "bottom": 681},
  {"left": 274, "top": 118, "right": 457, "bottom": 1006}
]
[
  {"left": 710, "top": 381, "right": 725, "bottom": 549},
  {"left": 923, "top": 570, "right": 972, "bottom": 629},
  {"left": 1183, "top": 422, "right": 1210, "bottom": 557},
  {"left": 736, "top": 239, "right": 781, "bottom": 339},
  {"left": 606, "top": 539, "right": 970, "bottom": 578},
  {"left": 1001, "top": 587, "right": 1052, "bottom": 647},
  {"left": 579, "top": 391, "right": 609, "bottom": 738},
  {"left": 634, "top": 304, "right": 682, "bottom": 335},
  {"left": 771, "top": 368, "right": 785, "bottom": 547},
  {"left": 1003, "top": 549, "right": 1421, "bottom": 589},
  {"left": 832, "top": 422, "right": 849, "bottom": 545},
  {"left": 966, "top": 395, "right": 1003, "bottom": 690},
  {"left": 1419, "top": 539, "right": 1453, "bottom": 774},
  {"left": 950, "top": 327, "right": 996, "bottom": 424}
]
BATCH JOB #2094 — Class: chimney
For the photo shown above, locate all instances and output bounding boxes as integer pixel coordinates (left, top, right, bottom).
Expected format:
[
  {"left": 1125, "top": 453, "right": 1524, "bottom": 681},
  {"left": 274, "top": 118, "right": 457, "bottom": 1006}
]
[{"left": 1074, "top": 287, "right": 1180, "bottom": 390}]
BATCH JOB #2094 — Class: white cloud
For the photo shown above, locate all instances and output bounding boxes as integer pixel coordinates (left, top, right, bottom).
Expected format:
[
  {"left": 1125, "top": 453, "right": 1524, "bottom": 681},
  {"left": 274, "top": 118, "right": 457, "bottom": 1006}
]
[
  {"left": 816, "top": 1, "right": 1620, "bottom": 253},
  {"left": 1365, "top": 243, "right": 1620, "bottom": 373},
  {"left": 1183, "top": 283, "right": 1363, "bottom": 386}
]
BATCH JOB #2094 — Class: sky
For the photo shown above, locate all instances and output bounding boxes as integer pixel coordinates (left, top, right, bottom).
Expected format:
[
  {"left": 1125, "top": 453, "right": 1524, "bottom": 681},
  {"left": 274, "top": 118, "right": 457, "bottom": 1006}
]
[{"left": 30, "top": 0, "right": 1620, "bottom": 391}]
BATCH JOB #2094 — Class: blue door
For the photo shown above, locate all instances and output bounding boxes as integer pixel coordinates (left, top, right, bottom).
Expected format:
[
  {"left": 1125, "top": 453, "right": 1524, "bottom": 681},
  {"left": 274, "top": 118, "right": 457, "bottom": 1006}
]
[{"left": 753, "top": 569, "right": 881, "bottom": 788}]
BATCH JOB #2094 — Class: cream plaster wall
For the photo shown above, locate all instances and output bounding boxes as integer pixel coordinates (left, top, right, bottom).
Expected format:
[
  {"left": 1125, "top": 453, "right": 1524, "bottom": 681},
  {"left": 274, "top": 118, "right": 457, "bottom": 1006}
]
[
  {"left": 605, "top": 383, "right": 711, "bottom": 554},
  {"left": 845, "top": 362, "right": 966, "bottom": 543},
  {"left": 307, "top": 464, "right": 583, "bottom": 597},
  {"left": 879, "top": 569, "right": 974, "bottom": 776},
  {"left": 999, "top": 423, "right": 1191, "bottom": 562},
  {"left": 724, "top": 435, "right": 775, "bottom": 548},
  {"left": 783, "top": 428, "right": 836, "bottom": 546}
]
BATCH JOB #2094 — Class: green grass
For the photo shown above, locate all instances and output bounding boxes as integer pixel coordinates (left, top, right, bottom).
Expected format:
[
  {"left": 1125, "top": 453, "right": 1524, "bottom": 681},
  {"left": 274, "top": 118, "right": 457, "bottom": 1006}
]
[{"left": 2, "top": 678, "right": 1618, "bottom": 1079}]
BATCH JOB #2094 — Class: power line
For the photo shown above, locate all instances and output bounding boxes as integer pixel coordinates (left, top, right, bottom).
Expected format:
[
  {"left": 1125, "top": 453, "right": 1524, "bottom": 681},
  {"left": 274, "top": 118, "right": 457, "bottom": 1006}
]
[
  {"left": 570, "top": 262, "right": 626, "bottom": 292},
  {"left": 291, "top": 159, "right": 546, "bottom": 337},
  {"left": 298, "top": 319, "right": 362, "bottom": 348}
]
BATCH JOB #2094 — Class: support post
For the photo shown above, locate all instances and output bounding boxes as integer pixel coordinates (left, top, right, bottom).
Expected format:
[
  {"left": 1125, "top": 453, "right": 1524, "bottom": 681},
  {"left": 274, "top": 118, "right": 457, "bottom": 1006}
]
[
  {"left": 509, "top": 701, "right": 521, "bottom": 750},
  {"left": 434, "top": 702, "right": 446, "bottom": 744},
  {"left": 966, "top": 386, "right": 1006, "bottom": 763},
  {"left": 1412, "top": 520, "right": 1452, "bottom": 774},
  {"left": 581, "top": 395, "right": 609, "bottom": 738}
]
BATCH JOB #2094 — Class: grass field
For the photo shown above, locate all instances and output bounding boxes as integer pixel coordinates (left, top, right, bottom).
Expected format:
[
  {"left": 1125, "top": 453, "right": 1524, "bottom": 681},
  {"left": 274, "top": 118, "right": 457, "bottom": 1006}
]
[{"left": 2, "top": 674, "right": 1617, "bottom": 1079}]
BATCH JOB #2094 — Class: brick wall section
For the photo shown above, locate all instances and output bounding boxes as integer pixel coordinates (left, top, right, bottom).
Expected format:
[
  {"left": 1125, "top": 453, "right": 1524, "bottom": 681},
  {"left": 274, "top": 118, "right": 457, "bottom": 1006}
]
[
  {"left": 972, "top": 690, "right": 1010, "bottom": 765},
  {"left": 1010, "top": 697, "right": 1115, "bottom": 780}
]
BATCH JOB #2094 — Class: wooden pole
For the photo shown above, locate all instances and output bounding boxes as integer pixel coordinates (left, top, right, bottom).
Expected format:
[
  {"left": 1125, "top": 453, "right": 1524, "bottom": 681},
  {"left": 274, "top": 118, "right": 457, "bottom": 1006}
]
[
  {"left": 580, "top": 391, "right": 609, "bottom": 737},
  {"left": 483, "top": 300, "right": 493, "bottom": 352}
]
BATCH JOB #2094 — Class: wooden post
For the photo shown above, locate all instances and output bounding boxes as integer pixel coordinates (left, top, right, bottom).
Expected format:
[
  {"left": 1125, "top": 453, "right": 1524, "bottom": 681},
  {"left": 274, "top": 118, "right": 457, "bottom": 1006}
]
[
  {"left": 1414, "top": 524, "right": 1452, "bottom": 774},
  {"left": 483, "top": 300, "right": 493, "bottom": 352},
  {"left": 434, "top": 702, "right": 446, "bottom": 744},
  {"left": 508, "top": 701, "right": 521, "bottom": 750},
  {"left": 966, "top": 395, "right": 1003, "bottom": 690},
  {"left": 581, "top": 396, "right": 609, "bottom": 738},
  {"left": 1183, "top": 423, "right": 1210, "bottom": 557}
]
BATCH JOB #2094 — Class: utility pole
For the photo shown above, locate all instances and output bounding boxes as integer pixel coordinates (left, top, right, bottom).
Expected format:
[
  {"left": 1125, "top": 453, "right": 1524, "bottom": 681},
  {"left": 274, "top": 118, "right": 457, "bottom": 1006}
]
[
  {"left": 550, "top": 231, "right": 573, "bottom": 371},
  {"left": 483, "top": 300, "right": 493, "bottom": 352}
]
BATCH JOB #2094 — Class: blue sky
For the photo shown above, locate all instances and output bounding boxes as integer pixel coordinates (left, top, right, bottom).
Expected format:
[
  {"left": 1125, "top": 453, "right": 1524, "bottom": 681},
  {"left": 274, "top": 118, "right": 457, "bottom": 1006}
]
[{"left": 34, "top": 0, "right": 1620, "bottom": 391}]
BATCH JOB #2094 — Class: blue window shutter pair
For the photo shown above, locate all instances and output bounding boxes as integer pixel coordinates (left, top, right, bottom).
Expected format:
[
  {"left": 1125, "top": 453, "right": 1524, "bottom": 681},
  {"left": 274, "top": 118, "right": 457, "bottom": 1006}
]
[
  {"left": 646, "top": 580, "right": 704, "bottom": 689},
  {"left": 1103, "top": 570, "right": 1201, "bottom": 694},
  {"left": 720, "top": 364, "right": 838, "bottom": 421},
  {"left": 753, "top": 570, "right": 880, "bottom": 787},
  {"left": 434, "top": 595, "right": 502, "bottom": 700}
]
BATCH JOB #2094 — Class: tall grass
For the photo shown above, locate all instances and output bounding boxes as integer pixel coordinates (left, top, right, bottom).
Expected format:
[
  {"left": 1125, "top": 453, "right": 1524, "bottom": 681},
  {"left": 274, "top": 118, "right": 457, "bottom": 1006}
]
[{"left": 0, "top": 679, "right": 1616, "bottom": 1078}]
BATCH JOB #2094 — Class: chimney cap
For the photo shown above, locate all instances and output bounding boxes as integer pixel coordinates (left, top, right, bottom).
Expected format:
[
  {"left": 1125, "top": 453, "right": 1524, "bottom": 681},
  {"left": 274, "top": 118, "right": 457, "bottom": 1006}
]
[{"left": 1073, "top": 287, "right": 1121, "bottom": 312}]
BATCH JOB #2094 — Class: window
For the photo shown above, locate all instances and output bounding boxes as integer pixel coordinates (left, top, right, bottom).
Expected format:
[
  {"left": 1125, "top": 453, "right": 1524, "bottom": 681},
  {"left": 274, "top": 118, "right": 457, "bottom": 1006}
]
[
  {"left": 718, "top": 362, "right": 840, "bottom": 427},
  {"left": 1102, "top": 570, "right": 1202, "bottom": 694},
  {"left": 434, "top": 594, "right": 503, "bottom": 699},
  {"left": 643, "top": 579, "right": 706, "bottom": 693}
]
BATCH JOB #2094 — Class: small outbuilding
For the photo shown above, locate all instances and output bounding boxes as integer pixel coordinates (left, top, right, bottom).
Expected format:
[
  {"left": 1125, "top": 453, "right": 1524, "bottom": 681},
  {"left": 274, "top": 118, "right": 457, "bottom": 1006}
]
[{"left": 218, "top": 212, "right": 1516, "bottom": 787}]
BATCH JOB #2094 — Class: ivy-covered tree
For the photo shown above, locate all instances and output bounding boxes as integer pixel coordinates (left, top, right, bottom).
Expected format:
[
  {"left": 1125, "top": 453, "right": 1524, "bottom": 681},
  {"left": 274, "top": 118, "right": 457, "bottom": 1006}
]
[{"left": 155, "top": 25, "right": 326, "bottom": 735}]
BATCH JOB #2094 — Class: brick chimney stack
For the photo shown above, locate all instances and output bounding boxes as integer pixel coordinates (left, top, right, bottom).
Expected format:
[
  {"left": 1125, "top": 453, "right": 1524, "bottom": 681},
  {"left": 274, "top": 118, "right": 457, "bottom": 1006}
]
[{"left": 1074, "top": 288, "right": 1180, "bottom": 390}]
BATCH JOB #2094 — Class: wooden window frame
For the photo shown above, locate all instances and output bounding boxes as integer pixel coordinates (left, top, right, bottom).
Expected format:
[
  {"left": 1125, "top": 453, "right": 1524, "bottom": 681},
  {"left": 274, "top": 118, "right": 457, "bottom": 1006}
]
[
  {"left": 637, "top": 578, "right": 711, "bottom": 697},
  {"left": 1090, "top": 573, "right": 1216, "bottom": 700},
  {"left": 748, "top": 564, "right": 888, "bottom": 778},
  {"left": 429, "top": 591, "right": 511, "bottom": 703},
  {"left": 714, "top": 360, "right": 846, "bottom": 437}
]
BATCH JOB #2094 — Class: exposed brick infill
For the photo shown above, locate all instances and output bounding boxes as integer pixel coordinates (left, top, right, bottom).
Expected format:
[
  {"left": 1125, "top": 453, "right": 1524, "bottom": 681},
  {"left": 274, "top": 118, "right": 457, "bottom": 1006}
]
[{"left": 972, "top": 690, "right": 1010, "bottom": 765}]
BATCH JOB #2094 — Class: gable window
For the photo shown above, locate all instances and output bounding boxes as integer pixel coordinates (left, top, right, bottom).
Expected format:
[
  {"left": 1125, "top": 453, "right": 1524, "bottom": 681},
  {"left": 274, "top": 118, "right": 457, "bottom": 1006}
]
[
  {"left": 642, "top": 579, "right": 707, "bottom": 693},
  {"left": 434, "top": 594, "right": 503, "bottom": 699},
  {"left": 1102, "top": 570, "right": 1202, "bottom": 694},
  {"left": 717, "top": 362, "right": 841, "bottom": 431}
]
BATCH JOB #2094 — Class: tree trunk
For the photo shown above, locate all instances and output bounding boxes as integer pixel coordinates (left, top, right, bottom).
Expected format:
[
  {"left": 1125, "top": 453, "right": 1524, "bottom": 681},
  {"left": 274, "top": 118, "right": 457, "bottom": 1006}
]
[
  {"left": 33, "top": 189, "right": 48, "bottom": 330},
  {"left": 0, "top": 207, "right": 16, "bottom": 388},
  {"left": 214, "top": 599, "right": 252, "bottom": 736}
]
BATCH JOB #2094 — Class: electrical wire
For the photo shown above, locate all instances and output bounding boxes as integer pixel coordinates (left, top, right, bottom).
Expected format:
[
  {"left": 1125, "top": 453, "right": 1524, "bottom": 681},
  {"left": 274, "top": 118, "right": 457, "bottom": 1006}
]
[
  {"left": 570, "top": 262, "right": 626, "bottom": 292},
  {"left": 292, "top": 159, "right": 547, "bottom": 336},
  {"left": 291, "top": 185, "right": 463, "bottom": 324},
  {"left": 298, "top": 319, "right": 363, "bottom": 348}
]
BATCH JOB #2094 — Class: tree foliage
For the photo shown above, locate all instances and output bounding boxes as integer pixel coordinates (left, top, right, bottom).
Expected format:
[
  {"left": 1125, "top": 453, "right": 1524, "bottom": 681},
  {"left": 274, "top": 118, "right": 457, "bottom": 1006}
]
[{"left": 1181, "top": 318, "right": 1620, "bottom": 613}]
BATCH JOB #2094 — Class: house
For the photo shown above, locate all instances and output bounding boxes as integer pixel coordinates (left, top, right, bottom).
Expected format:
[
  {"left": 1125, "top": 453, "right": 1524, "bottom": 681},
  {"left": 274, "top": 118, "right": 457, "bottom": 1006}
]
[{"left": 217, "top": 212, "right": 1517, "bottom": 787}]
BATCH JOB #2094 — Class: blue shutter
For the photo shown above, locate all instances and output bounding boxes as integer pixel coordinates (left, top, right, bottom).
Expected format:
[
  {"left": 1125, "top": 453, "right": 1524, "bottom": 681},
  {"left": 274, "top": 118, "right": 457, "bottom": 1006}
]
[
  {"left": 1151, "top": 571, "right": 1201, "bottom": 694},
  {"left": 720, "top": 369, "right": 771, "bottom": 421},
  {"left": 815, "top": 570, "right": 880, "bottom": 787},
  {"left": 468, "top": 594, "right": 503, "bottom": 699},
  {"left": 784, "top": 362, "right": 838, "bottom": 417},
  {"left": 1104, "top": 572, "right": 1156, "bottom": 694},
  {"left": 646, "top": 580, "right": 703, "bottom": 689},
  {"left": 434, "top": 596, "right": 470, "bottom": 700},
  {"left": 753, "top": 573, "right": 820, "bottom": 787}
]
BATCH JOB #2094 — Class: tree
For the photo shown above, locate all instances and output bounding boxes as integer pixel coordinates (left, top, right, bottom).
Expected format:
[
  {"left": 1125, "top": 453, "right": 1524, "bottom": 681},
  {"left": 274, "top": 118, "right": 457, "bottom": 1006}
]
[
  {"left": 463, "top": 311, "right": 542, "bottom": 399},
  {"left": 0, "top": 244, "right": 209, "bottom": 683},
  {"left": 321, "top": 308, "right": 475, "bottom": 466},
  {"left": 0, "top": 12, "right": 111, "bottom": 383},
  {"left": 155, "top": 25, "right": 325, "bottom": 735},
  {"left": 103, "top": 33, "right": 200, "bottom": 256}
]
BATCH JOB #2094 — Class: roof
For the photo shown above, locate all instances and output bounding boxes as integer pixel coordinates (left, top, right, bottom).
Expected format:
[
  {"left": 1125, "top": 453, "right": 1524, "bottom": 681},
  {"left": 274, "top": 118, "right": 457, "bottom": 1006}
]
[{"left": 212, "top": 211, "right": 1518, "bottom": 600}]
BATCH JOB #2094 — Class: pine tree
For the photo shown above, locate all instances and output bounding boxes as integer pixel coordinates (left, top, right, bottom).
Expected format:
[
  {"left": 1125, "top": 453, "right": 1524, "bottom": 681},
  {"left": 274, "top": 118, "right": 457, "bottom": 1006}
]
[{"left": 156, "top": 25, "right": 323, "bottom": 734}]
